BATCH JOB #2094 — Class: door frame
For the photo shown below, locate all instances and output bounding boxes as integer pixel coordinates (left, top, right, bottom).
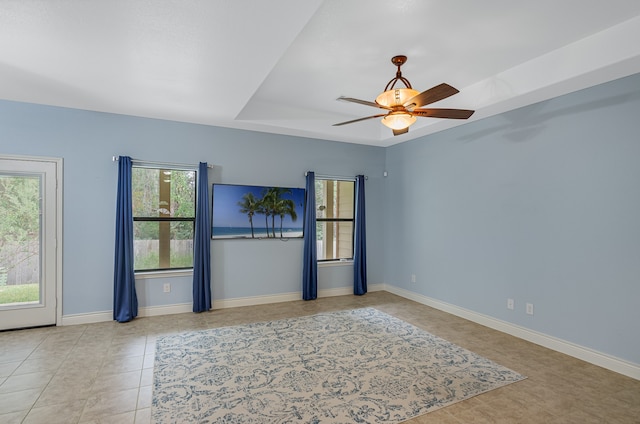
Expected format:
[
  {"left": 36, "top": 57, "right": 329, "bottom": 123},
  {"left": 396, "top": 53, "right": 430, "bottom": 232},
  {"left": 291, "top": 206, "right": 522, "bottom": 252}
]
[{"left": 0, "top": 154, "right": 63, "bottom": 328}]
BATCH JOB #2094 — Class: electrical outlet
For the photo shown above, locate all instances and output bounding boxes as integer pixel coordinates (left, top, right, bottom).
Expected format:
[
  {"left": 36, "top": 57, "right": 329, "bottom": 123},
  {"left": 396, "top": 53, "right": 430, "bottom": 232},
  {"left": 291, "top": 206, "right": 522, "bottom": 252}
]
[
  {"left": 507, "top": 298, "right": 514, "bottom": 310},
  {"left": 163, "top": 283, "right": 171, "bottom": 293},
  {"left": 526, "top": 303, "right": 534, "bottom": 315},
  {"left": 411, "top": 274, "right": 416, "bottom": 283}
]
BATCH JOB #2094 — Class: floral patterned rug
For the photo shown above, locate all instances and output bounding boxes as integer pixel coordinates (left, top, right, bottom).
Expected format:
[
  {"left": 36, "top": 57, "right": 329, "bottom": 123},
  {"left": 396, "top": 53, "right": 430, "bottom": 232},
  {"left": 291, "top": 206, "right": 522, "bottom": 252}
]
[{"left": 152, "top": 308, "right": 525, "bottom": 423}]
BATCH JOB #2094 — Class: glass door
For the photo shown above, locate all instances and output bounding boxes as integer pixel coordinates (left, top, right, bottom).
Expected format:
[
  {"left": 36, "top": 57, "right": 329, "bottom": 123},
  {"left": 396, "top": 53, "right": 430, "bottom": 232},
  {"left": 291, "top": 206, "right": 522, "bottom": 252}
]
[{"left": 0, "top": 157, "right": 59, "bottom": 330}]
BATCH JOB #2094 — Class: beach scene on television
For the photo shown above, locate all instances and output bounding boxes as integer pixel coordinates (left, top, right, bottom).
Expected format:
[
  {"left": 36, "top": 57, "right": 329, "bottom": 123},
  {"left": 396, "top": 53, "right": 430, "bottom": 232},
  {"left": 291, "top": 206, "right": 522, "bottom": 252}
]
[{"left": 212, "top": 184, "right": 305, "bottom": 239}]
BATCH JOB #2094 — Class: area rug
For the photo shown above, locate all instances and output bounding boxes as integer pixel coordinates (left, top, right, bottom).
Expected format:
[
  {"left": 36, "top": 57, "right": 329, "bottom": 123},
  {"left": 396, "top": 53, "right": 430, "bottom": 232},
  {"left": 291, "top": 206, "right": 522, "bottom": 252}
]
[{"left": 152, "top": 308, "right": 525, "bottom": 423}]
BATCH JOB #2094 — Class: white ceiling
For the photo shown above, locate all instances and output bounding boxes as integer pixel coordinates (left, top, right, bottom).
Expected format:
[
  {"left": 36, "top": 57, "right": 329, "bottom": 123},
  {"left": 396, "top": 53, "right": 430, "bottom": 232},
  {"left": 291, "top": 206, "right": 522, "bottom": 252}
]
[{"left": 1, "top": 0, "right": 640, "bottom": 147}]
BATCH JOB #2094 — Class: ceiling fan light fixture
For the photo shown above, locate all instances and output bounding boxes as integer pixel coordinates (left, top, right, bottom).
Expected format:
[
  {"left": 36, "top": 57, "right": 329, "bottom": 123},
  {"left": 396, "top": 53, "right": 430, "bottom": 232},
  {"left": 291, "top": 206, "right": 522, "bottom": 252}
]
[
  {"left": 375, "top": 88, "right": 420, "bottom": 107},
  {"left": 381, "top": 112, "right": 416, "bottom": 130},
  {"left": 333, "top": 55, "right": 474, "bottom": 136}
]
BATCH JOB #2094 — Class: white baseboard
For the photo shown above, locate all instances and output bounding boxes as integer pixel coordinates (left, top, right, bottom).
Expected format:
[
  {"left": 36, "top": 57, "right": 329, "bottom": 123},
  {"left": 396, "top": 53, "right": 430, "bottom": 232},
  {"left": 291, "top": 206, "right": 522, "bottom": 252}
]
[
  {"left": 211, "top": 284, "right": 383, "bottom": 309},
  {"left": 61, "top": 311, "right": 113, "bottom": 326},
  {"left": 60, "top": 303, "right": 194, "bottom": 325},
  {"left": 140, "top": 303, "right": 193, "bottom": 317},
  {"left": 383, "top": 284, "right": 640, "bottom": 381},
  {"left": 60, "top": 284, "right": 384, "bottom": 326},
  {"left": 212, "top": 292, "right": 300, "bottom": 309}
]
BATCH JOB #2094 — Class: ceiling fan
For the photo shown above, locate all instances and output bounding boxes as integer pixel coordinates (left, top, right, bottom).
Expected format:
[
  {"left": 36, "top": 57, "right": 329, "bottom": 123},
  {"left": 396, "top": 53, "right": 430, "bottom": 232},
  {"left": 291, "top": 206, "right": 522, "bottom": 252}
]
[{"left": 333, "top": 55, "right": 475, "bottom": 136}]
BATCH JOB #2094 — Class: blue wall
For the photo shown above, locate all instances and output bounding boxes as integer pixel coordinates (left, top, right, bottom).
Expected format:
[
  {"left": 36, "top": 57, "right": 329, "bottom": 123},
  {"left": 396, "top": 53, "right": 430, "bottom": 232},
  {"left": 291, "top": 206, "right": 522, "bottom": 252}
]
[
  {"left": 1, "top": 72, "right": 639, "bottom": 366},
  {"left": 0, "top": 102, "right": 385, "bottom": 315},
  {"left": 384, "top": 73, "right": 640, "bottom": 364}
]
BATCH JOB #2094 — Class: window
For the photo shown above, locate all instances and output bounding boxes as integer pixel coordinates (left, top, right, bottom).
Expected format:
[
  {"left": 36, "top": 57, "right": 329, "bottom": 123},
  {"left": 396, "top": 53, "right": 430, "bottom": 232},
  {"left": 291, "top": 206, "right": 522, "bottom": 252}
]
[
  {"left": 315, "top": 178, "right": 355, "bottom": 261},
  {"left": 132, "top": 167, "right": 196, "bottom": 272}
]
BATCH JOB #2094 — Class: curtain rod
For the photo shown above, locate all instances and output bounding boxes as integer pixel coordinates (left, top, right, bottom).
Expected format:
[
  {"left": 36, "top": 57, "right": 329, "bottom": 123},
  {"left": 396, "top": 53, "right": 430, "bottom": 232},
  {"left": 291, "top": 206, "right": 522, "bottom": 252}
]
[
  {"left": 112, "top": 156, "right": 214, "bottom": 169},
  {"left": 305, "top": 172, "right": 367, "bottom": 180}
]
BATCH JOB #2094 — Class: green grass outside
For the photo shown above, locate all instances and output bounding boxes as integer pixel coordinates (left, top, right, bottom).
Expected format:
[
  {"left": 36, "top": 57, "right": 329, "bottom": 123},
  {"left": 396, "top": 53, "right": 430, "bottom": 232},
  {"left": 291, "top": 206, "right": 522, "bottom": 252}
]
[
  {"left": 0, "top": 283, "right": 39, "bottom": 305},
  {"left": 134, "top": 252, "right": 193, "bottom": 271}
]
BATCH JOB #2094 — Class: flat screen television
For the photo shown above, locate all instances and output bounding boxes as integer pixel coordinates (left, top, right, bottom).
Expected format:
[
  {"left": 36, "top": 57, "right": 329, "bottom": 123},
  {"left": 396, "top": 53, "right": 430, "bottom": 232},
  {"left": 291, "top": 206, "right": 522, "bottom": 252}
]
[{"left": 211, "top": 183, "right": 305, "bottom": 239}]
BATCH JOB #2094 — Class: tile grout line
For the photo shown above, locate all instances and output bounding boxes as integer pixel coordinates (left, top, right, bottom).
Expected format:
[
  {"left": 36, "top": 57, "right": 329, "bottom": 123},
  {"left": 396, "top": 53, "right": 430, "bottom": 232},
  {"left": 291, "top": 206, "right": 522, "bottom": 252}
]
[
  {"left": 26, "top": 325, "right": 91, "bottom": 424},
  {"left": 0, "top": 329, "right": 56, "bottom": 421},
  {"left": 133, "top": 334, "right": 156, "bottom": 423}
]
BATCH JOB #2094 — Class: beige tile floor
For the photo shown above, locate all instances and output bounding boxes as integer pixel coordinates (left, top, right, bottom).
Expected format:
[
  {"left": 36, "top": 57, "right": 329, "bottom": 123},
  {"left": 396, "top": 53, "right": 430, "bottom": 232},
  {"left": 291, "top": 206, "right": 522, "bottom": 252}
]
[{"left": 1, "top": 291, "right": 639, "bottom": 423}]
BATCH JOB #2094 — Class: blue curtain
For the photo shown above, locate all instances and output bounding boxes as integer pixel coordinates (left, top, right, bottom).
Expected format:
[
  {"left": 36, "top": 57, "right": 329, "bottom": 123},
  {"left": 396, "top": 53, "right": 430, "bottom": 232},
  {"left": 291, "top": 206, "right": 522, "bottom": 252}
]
[
  {"left": 192, "top": 162, "right": 212, "bottom": 312},
  {"left": 302, "top": 171, "right": 317, "bottom": 300},
  {"left": 113, "top": 156, "right": 138, "bottom": 322},
  {"left": 353, "top": 175, "right": 367, "bottom": 295}
]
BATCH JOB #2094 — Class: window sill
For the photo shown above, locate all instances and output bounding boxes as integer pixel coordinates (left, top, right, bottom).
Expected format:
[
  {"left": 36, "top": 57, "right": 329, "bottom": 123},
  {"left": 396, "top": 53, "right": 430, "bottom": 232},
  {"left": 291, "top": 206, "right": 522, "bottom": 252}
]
[
  {"left": 318, "top": 260, "right": 353, "bottom": 268},
  {"left": 135, "top": 269, "right": 193, "bottom": 280}
]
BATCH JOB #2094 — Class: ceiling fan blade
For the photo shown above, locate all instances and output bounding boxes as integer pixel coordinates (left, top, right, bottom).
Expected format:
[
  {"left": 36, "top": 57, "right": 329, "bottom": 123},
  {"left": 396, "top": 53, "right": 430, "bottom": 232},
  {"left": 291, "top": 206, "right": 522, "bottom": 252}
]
[
  {"left": 404, "top": 83, "right": 460, "bottom": 109},
  {"left": 392, "top": 127, "right": 409, "bottom": 136},
  {"left": 412, "top": 108, "right": 475, "bottom": 119},
  {"left": 333, "top": 114, "right": 387, "bottom": 126},
  {"left": 337, "top": 96, "right": 391, "bottom": 110}
]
